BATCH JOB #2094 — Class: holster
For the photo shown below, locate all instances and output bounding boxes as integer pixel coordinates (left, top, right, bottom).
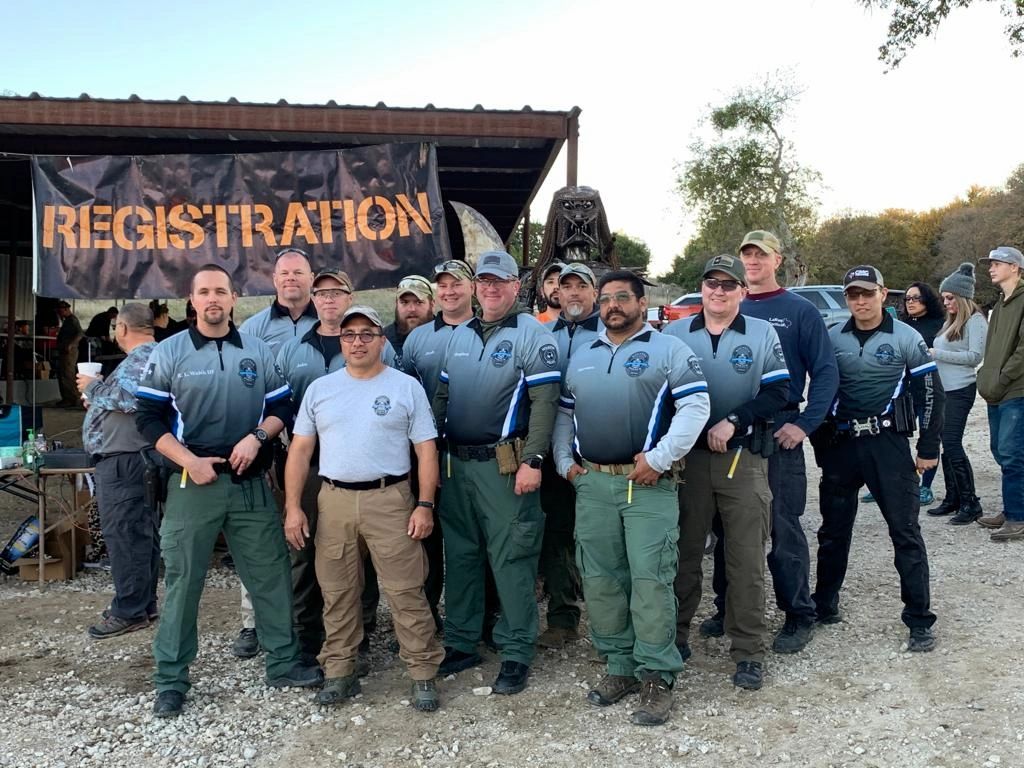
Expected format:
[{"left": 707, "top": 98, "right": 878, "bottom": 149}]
[
  {"left": 893, "top": 390, "right": 916, "bottom": 435},
  {"left": 140, "top": 448, "right": 168, "bottom": 507},
  {"left": 495, "top": 437, "right": 525, "bottom": 476},
  {"left": 749, "top": 418, "right": 777, "bottom": 458}
]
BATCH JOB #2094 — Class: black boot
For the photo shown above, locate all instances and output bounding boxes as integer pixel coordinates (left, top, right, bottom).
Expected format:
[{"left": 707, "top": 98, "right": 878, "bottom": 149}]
[
  {"left": 928, "top": 454, "right": 959, "bottom": 516},
  {"left": 949, "top": 457, "right": 983, "bottom": 525}
]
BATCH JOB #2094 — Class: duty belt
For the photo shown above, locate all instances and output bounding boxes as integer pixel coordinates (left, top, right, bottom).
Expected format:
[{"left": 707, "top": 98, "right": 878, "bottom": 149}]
[
  {"left": 834, "top": 415, "right": 896, "bottom": 438},
  {"left": 321, "top": 474, "right": 408, "bottom": 491},
  {"left": 583, "top": 460, "right": 636, "bottom": 476},
  {"left": 450, "top": 444, "right": 498, "bottom": 462}
]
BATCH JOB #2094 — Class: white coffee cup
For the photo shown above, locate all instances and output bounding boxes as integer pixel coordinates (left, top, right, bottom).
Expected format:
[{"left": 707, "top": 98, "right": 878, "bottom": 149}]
[{"left": 77, "top": 362, "right": 103, "bottom": 377}]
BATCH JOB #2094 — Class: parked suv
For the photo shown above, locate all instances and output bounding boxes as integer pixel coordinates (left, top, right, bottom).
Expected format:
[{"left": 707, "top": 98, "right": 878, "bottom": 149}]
[{"left": 790, "top": 284, "right": 905, "bottom": 328}]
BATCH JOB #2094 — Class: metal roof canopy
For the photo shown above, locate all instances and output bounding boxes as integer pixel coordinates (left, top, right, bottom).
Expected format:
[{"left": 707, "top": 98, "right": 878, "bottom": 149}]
[{"left": 0, "top": 95, "right": 581, "bottom": 252}]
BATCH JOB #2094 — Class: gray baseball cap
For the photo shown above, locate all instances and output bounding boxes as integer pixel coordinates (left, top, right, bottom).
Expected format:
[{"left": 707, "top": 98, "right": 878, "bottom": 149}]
[
  {"left": 475, "top": 251, "right": 520, "bottom": 280},
  {"left": 341, "top": 305, "right": 384, "bottom": 329},
  {"left": 558, "top": 262, "right": 597, "bottom": 287},
  {"left": 979, "top": 246, "right": 1024, "bottom": 267}
]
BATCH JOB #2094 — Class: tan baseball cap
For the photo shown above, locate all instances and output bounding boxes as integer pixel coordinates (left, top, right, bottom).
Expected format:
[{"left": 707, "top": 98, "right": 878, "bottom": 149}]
[
  {"left": 739, "top": 230, "right": 782, "bottom": 256},
  {"left": 313, "top": 268, "right": 353, "bottom": 292},
  {"left": 397, "top": 275, "right": 435, "bottom": 301}
]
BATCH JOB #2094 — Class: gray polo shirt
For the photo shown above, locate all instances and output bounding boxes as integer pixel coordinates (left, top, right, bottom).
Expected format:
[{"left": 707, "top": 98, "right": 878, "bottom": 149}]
[
  {"left": 439, "top": 311, "right": 560, "bottom": 446},
  {"left": 402, "top": 313, "right": 466, "bottom": 403},
  {"left": 829, "top": 314, "right": 938, "bottom": 420},
  {"left": 135, "top": 325, "right": 292, "bottom": 455},
  {"left": 664, "top": 312, "right": 790, "bottom": 432},
  {"left": 546, "top": 308, "right": 604, "bottom": 364},
  {"left": 553, "top": 324, "right": 710, "bottom": 474},
  {"left": 294, "top": 367, "right": 437, "bottom": 482},
  {"left": 239, "top": 300, "right": 319, "bottom": 354}
]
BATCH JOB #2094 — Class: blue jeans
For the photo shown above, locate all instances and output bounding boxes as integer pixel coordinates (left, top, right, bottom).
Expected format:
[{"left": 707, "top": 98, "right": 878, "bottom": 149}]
[{"left": 987, "top": 397, "right": 1024, "bottom": 521}]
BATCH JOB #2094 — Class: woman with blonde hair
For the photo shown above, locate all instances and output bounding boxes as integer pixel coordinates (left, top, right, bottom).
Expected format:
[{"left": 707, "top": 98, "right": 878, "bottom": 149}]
[{"left": 928, "top": 263, "right": 988, "bottom": 524}]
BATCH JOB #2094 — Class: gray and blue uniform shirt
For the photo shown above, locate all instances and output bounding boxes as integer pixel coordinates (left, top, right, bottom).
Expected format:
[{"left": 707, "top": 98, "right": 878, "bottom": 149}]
[
  {"left": 82, "top": 341, "right": 157, "bottom": 456},
  {"left": 828, "top": 313, "right": 944, "bottom": 457},
  {"left": 552, "top": 324, "right": 710, "bottom": 476},
  {"left": 546, "top": 307, "right": 604, "bottom": 363},
  {"left": 403, "top": 313, "right": 466, "bottom": 403},
  {"left": 135, "top": 325, "right": 293, "bottom": 456},
  {"left": 437, "top": 310, "right": 560, "bottom": 449},
  {"left": 239, "top": 300, "right": 319, "bottom": 355},
  {"left": 664, "top": 312, "right": 790, "bottom": 448}
]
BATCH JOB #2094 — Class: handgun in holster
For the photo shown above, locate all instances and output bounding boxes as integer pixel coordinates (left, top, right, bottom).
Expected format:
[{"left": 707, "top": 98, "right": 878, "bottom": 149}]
[
  {"left": 140, "top": 447, "right": 168, "bottom": 508},
  {"left": 749, "top": 418, "right": 777, "bottom": 459},
  {"left": 892, "top": 390, "right": 916, "bottom": 435}
]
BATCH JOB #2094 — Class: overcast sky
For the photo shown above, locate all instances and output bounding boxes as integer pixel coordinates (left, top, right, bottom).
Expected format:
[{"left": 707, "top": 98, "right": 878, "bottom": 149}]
[{"left": 3, "top": 0, "right": 1022, "bottom": 274}]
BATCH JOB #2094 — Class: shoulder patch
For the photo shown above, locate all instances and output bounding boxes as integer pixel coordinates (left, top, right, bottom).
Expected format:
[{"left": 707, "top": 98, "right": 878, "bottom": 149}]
[
  {"left": 540, "top": 344, "right": 559, "bottom": 368},
  {"left": 687, "top": 355, "right": 703, "bottom": 377},
  {"left": 772, "top": 342, "right": 786, "bottom": 362},
  {"left": 917, "top": 340, "right": 929, "bottom": 355}
]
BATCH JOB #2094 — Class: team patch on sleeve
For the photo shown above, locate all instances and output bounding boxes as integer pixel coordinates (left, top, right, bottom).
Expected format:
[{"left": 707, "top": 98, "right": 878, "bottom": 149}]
[{"left": 540, "top": 344, "right": 559, "bottom": 368}]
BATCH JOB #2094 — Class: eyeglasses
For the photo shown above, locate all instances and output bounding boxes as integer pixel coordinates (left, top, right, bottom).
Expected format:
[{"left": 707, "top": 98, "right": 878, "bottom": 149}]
[
  {"left": 904, "top": 295, "right": 923, "bottom": 303},
  {"left": 703, "top": 277, "right": 742, "bottom": 292},
  {"left": 474, "top": 277, "right": 516, "bottom": 287},
  {"left": 340, "top": 330, "right": 383, "bottom": 344},
  {"left": 597, "top": 291, "right": 637, "bottom": 305},
  {"left": 313, "top": 289, "right": 351, "bottom": 299}
]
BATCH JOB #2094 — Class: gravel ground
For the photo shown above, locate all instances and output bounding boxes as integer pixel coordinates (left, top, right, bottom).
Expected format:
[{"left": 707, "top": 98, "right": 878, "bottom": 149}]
[{"left": 1, "top": 402, "right": 1023, "bottom": 768}]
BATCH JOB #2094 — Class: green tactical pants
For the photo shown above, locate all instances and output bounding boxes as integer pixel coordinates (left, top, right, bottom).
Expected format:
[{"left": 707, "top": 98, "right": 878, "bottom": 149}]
[
  {"left": 539, "top": 455, "right": 581, "bottom": 630},
  {"left": 440, "top": 454, "right": 543, "bottom": 665},
  {"left": 574, "top": 469, "right": 682, "bottom": 685},
  {"left": 154, "top": 473, "right": 299, "bottom": 693}
]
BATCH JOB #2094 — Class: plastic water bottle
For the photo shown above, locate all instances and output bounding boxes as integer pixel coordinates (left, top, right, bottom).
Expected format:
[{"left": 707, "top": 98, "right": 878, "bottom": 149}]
[
  {"left": 22, "top": 429, "right": 39, "bottom": 468},
  {"left": 34, "top": 431, "right": 46, "bottom": 454}
]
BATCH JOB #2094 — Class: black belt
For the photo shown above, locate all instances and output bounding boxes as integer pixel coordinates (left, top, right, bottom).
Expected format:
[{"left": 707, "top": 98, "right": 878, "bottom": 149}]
[
  {"left": 834, "top": 415, "right": 897, "bottom": 438},
  {"left": 320, "top": 474, "right": 408, "bottom": 491},
  {"left": 450, "top": 444, "right": 498, "bottom": 462}
]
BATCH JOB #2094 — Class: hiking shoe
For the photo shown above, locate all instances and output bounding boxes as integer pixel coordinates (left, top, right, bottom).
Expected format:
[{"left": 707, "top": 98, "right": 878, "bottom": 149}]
[
  {"left": 949, "top": 507, "right": 983, "bottom": 526},
  {"left": 698, "top": 613, "right": 725, "bottom": 638},
  {"left": 316, "top": 674, "right": 360, "bottom": 705},
  {"left": 772, "top": 618, "right": 814, "bottom": 654},
  {"left": 630, "top": 673, "right": 672, "bottom": 726},
  {"left": 977, "top": 512, "right": 1005, "bottom": 529},
  {"left": 266, "top": 661, "right": 324, "bottom": 688},
  {"left": 587, "top": 674, "right": 640, "bottom": 707},
  {"left": 411, "top": 679, "right": 440, "bottom": 712},
  {"left": 919, "top": 486, "right": 935, "bottom": 505},
  {"left": 733, "top": 661, "right": 764, "bottom": 690},
  {"left": 860, "top": 491, "right": 875, "bottom": 503},
  {"left": 990, "top": 521, "right": 1024, "bottom": 542},
  {"left": 104, "top": 607, "right": 159, "bottom": 623},
  {"left": 153, "top": 690, "right": 184, "bottom": 718},
  {"left": 438, "top": 647, "right": 481, "bottom": 677},
  {"left": 537, "top": 625, "right": 580, "bottom": 649},
  {"left": 493, "top": 661, "right": 530, "bottom": 695},
  {"left": 231, "top": 628, "right": 260, "bottom": 658},
  {"left": 88, "top": 613, "right": 150, "bottom": 639},
  {"left": 907, "top": 626, "right": 936, "bottom": 653}
]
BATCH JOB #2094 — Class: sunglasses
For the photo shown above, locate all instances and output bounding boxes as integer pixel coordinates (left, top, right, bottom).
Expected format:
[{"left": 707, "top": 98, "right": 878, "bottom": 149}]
[
  {"left": 433, "top": 260, "right": 472, "bottom": 276},
  {"left": 904, "top": 295, "right": 922, "bottom": 303},
  {"left": 703, "top": 277, "right": 742, "bottom": 292}
]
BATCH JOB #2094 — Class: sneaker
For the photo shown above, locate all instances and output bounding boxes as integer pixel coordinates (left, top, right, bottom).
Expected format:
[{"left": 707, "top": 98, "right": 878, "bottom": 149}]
[
  {"left": 103, "top": 607, "right": 159, "bottom": 622},
  {"left": 698, "top": 613, "right": 725, "bottom": 638},
  {"left": 315, "top": 674, "right": 361, "bottom": 705},
  {"left": 587, "top": 674, "right": 640, "bottom": 707},
  {"left": 990, "top": 521, "right": 1024, "bottom": 542},
  {"left": 152, "top": 690, "right": 184, "bottom": 718},
  {"left": 630, "top": 673, "right": 672, "bottom": 726},
  {"left": 977, "top": 512, "right": 1005, "bottom": 529},
  {"left": 231, "top": 628, "right": 260, "bottom": 658},
  {"left": 907, "top": 626, "right": 936, "bottom": 653},
  {"left": 537, "top": 625, "right": 580, "bottom": 649},
  {"left": 88, "top": 613, "right": 150, "bottom": 639},
  {"left": 411, "top": 679, "right": 440, "bottom": 712},
  {"left": 772, "top": 617, "right": 814, "bottom": 654},
  {"left": 860, "top": 491, "right": 875, "bottom": 503},
  {"left": 919, "top": 486, "right": 935, "bottom": 505},
  {"left": 438, "top": 647, "right": 482, "bottom": 677},
  {"left": 733, "top": 660, "right": 764, "bottom": 690},
  {"left": 492, "top": 661, "right": 530, "bottom": 695},
  {"left": 266, "top": 661, "right": 324, "bottom": 688}
]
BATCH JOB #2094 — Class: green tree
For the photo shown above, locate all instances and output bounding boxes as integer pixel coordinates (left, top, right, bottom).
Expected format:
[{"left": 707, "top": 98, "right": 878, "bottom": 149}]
[
  {"left": 677, "top": 73, "right": 820, "bottom": 286},
  {"left": 657, "top": 251, "right": 705, "bottom": 292},
  {"left": 612, "top": 231, "right": 652, "bottom": 271},
  {"left": 507, "top": 220, "right": 544, "bottom": 265},
  {"left": 859, "top": 1, "right": 1024, "bottom": 69}
]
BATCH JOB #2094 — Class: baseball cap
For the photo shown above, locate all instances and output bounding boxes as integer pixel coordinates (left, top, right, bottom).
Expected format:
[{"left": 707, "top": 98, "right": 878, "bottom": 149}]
[
  {"left": 843, "top": 265, "right": 885, "bottom": 291},
  {"left": 739, "top": 230, "right": 782, "bottom": 255},
  {"left": 433, "top": 259, "right": 474, "bottom": 282},
  {"left": 702, "top": 254, "right": 747, "bottom": 286},
  {"left": 475, "top": 251, "right": 520, "bottom": 280},
  {"left": 341, "top": 305, "right": 384, "bottom": 329},
  {"left": 541, "top": 261, "right": 566, "bottom": 280},
  {"left": 57, "top": 300, "right": 72, "bottom": 309},
  {"left": 397, "top": 275, "right": 435, "bottom": 301},
  {"left": 979, "top": 246, "right": 1024, "bottom": 267},
  {"left": 313, "top": 268, "right": 353, "bottom": 292},
  {"left": 558, "top": 262, "right": 597, "bottom": 287}
]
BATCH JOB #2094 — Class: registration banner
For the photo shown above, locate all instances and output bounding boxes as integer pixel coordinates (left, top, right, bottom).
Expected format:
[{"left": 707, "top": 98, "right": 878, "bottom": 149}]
[{"left": 31, "top": 142, "right": 451, "bottom": 298}]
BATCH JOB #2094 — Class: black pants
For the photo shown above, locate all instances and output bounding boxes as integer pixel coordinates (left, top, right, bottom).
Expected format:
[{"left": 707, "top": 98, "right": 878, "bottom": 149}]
[
  {"left": 94, "top": 453, "right": 160, "bottom": 622},
  {"left": 942, "top": 384, "right": 976, "bottom": 465},
  {"left": 812, "top": 430, "right": 936, "bottom": 629}
]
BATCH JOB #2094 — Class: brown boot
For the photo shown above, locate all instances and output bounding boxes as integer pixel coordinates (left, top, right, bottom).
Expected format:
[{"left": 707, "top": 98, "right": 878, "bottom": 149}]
[
  {"left": 977, "top": 512, "right": 1006, "bottom": 529},
  {"left": 537, "top": 625, "right": 580, "bottom": 649},
  {"left": 586, "top": 674, "right": 640, "bottom": 706},
  {"left": 630, "top": 673, "right": 673, "bottom": 726},
  {"left": 990, "top": 521, "right": 1024, "bottom": 541}
]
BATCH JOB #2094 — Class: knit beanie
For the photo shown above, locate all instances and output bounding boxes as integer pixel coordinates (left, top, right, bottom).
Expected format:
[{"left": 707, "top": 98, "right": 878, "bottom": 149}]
[{"left": 939, "top": 262, "right": 976, "bottom": 299}]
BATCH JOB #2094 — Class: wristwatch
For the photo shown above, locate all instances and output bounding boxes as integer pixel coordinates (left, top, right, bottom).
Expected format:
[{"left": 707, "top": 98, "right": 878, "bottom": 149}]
[
  {"left": 726, "top": 413, "right": 741, "bottom": 428},
  {"left": 524, "top": 454, "right": 544, "bottom": 470},
  {"left": 250, "top": 427, "right": 269, "bottom": 445}
]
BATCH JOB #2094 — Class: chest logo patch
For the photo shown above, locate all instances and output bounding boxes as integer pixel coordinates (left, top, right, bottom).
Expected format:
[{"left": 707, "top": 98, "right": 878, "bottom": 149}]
[
  {"left": 238, "top": 358, "right": 258, "bottom": 388},
  {"left": 874, "top": 344, "right": 898, "bottom": 365},
  {"left": 540, "top": 344, "right": 559, "bottom": 368},
  {"left": 730, "top": 346, "right": 754, "bottom": 374},
  {"left": 491, "top": 340, "right": 514, "bottom": 367},
  {"left": 373, "top": 396, "right": 392, "bottom": 416},
  {"left": 624, "top": 351, "right": 650, "bottom": 377}
]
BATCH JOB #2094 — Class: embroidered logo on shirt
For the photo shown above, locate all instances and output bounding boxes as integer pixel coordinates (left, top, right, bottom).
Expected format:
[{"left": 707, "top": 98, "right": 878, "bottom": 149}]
[
  {"left": 730, "top": 346, "right": 754, "bottom": 373},
  {"left": 540, "top": 344, "right": 559, "bottom": 368},
  {"left": 773, "top": 343, "right": 786, "bottom": 362},
  {"left": 624, "top": 351, "right": 650, "bottom": 377},
  {"left": 373, "top": 396, "right": 392, "bottom": 416},
  {"left": 688, "top": 355, "right": 704, "bottom": 376},
  {"left": 238, "top": 358, "right": 258, "bottom": 388},
  {"left": 874, "top": 344, "right": 898, "bottom": 365},
  {"left": 491, "top": 340, "right": 514, "bottom": 367}
]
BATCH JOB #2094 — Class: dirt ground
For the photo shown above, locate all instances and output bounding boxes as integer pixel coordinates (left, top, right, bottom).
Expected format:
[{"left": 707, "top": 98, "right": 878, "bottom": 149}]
[{"left": 1, "top": 402, "right": 1022, "bottom": 768}]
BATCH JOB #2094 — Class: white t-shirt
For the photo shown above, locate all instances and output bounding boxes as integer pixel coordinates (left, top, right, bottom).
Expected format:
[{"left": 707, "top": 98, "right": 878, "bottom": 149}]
[{"left": 294, "top": 366, "right": 436, "bottom": 482}]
